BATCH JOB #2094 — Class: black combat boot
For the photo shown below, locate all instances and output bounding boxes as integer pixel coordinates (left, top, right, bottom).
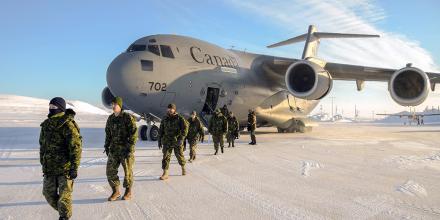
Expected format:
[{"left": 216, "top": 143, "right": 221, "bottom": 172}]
[
  {"left": 59, "top": 217, "right": 69, "bottom": 220},
  {"left": 221, "top": 147, "right": 224, "bottom": 154},
  {"left": 251, "top": 135, "right": 257, "bottom": 145},
  {"left": 214, "top": 149, "right": 218, "bottom": 155}
]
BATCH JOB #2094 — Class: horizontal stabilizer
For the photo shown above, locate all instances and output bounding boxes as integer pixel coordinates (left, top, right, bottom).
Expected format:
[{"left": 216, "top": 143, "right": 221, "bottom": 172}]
[
  {"left": 267, "top": 25, "right": 380, "bottom": 59},
  {"left": 267, "top": 32, "right": 379, "bottom": 48}
]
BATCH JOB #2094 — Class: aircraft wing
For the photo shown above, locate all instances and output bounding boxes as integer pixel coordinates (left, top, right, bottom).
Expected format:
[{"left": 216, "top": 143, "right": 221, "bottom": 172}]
[
  {"left": 262, "top": 59, "right": 440, "bottom": 85},
  {"left": 419, "top": 113, "right": 440, "bottom": 116},
  {"left": 376, "top": 113, "right": 440, "bottom": 117},
  {"left": 325, "top": 62, "right": 440, "bottom": 84},
  {"left": 376, "top": 113, "right": 410, "bottom": 117}
]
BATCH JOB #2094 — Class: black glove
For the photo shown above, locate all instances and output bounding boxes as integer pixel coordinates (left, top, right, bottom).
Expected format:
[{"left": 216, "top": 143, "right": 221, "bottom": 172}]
[{"left": 69, "top": 169, "right": 77, "bottom": 180}]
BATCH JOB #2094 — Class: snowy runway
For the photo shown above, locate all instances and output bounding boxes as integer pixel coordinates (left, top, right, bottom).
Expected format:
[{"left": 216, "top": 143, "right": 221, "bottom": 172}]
[{"left": 1, "top": 123, "right": 440, "bottom": 219}]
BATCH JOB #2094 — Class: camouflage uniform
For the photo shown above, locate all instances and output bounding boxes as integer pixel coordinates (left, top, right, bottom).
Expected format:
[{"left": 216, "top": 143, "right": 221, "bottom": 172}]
[
  {"left": 186, "top": 116, "right": 204, "bottom": 161},
  {"left": 159, "top": 112, "right": 188, "bottom": 170},
  {"left": 104, "top": 111, "right": 138, "bottom": 189},
  {"left": 247, "top": 111, "right": 257, "bottom": 145},
  {"left": 208, "top": 110, "right": 228, "bottom": 154},
  {"left": 226, "top": 115, "right": 239, "bottom": 147},
  {"left": 39, "top": 110, "right": 82, "bottom": 219}
]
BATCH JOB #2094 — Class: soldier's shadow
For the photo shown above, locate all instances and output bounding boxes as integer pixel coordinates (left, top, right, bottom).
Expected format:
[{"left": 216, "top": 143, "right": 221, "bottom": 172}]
[
  {"left": 0, "top": 198, "right": 105, "bottom": 208},
  {"left": 73, "top": 198, "right": 107, "bottom": 205}
]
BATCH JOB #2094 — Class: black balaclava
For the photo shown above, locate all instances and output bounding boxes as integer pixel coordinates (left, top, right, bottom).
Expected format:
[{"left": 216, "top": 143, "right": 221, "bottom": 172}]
[{"left": 49, "top": 97, "right": 66, "bottom": 117}]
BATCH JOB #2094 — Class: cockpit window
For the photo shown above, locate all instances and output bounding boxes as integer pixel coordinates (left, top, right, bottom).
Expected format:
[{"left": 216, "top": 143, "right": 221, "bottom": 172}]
[
  {"left": 160, "top": 45, "right": 175, "bottom": 58},
  {"left": 148, "top": 45, "right": 160, "bottom": 56},
  {"left": 126, "top": 44, "right": 146, "bottom": 52}
]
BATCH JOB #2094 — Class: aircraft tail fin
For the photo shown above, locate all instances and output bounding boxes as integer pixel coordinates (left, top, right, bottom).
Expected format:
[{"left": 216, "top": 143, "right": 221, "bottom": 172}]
[{"left": 267, "top": 25, "right": 380, "bottom": 59}]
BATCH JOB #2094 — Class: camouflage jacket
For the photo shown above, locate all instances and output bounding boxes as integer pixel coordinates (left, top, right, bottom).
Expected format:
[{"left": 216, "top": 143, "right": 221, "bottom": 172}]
[
  {"left": 227, "top": 116, "right": 239, "bottom": 133},
  {"left": 104, "top": 111, "right": 138, "bottom": 155},
  {"left": 208, "top": 113, "right": 228, "bottom": 135},
  {"left": 39, "top": 110, "right": 82, "bottom": 176},
  {"left": 159, "top": 113, "right": 188, "bottom": 146},
  {"left": 187, "top": 116, "right": 204, "bottom": 140},
  {"left": 247, "top": 112, "right": 256, "bottom": 131}
]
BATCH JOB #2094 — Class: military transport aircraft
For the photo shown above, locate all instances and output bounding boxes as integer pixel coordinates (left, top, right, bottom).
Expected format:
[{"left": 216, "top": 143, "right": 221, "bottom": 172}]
[
  {"left": 377, "top": 107, "right": 440, "bottom": 125},
  {"left": 101, "top": 25, "right": 440, "bottom": 141}
]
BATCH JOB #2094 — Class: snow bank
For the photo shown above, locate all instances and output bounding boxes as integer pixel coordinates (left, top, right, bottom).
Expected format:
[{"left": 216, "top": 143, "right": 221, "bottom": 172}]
[{"left": 0, "top": 95, "right": 109, "bottom": 127}]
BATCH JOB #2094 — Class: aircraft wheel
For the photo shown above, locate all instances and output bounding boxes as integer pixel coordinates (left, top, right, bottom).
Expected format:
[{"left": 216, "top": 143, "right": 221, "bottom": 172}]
[
  {"left": 140, "top": 125, "right": 149, "bottom": 141},
  {"left": 148, "top": 125, "right": 159, "bottom": 141}
]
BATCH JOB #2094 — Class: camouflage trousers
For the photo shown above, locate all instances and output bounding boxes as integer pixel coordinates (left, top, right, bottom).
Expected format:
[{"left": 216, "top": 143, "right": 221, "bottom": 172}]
[
  {"left": 187, "top": 138, "right": 198, "bottom": 160},
  {"left": 162, "top": 144, "right": 186, "bottom": 170},
  {"left": 42, "top": 175, "right": 74, "bottom": 218},
  {"left": 226, "top": 132, "right": 236, "bottom": 146},
  {"left": 106, "top": 153, "right": 134, "bottom": 188},
  {"left": 249, "top": 130, "right": 256, "bottom": 144},
  {"left": 212, "top": 134, "right": 225, "bottom": 151}
]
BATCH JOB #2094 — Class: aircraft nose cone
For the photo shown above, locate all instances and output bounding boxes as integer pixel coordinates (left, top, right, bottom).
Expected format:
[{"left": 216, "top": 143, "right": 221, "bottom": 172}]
[{"left": 106, "top": 53, "right": 140, "bottom": 98}]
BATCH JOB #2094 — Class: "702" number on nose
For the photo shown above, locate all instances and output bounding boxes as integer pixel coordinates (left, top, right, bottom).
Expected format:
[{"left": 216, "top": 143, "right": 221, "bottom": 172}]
[{"left": 148, "top": 82, "right": 167, "bottom": 91}]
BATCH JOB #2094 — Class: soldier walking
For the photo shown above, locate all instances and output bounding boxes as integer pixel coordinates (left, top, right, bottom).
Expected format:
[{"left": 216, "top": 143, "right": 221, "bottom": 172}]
[
  {"left": 248, "top": 109, "right": 257, "bottom": 145},
  {"left": 208, "top": 109, "right": 228, "bottom": 155},
  {"left": 40, "top": 97, "right": 82, "bottom": 220},
  {"left": 227, "top": 111, "right": 239, "bottom": 148},
  {"left": 104, "top": 97, "right": 138, "bottom": 201},
  {"left": 187, "top": 111, "right": 204, "bottom": 162},
  {"left": 158, "top": 103, "right": 188, "bottom": 180}
]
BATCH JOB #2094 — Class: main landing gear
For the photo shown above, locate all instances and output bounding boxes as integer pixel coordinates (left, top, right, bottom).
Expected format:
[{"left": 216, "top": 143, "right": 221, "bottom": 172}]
[{"left": 138, "top": 113, "right": 161, "bottom": 141}]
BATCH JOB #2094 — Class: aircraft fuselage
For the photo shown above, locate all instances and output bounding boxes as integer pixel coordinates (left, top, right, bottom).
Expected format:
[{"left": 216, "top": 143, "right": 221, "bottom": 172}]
[{"left": 106, "top": 35, "right": 318, "bottom": 128}]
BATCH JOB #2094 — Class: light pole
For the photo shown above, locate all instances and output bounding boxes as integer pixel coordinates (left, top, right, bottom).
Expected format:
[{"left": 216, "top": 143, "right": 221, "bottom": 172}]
[{"left": 329, "top": 97, "right": 335, "bottom": 120}]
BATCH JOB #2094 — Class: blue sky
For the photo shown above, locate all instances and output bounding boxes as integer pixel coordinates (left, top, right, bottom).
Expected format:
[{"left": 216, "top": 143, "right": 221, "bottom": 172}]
[{"left": 0, "top": 0, "right": 439, "bottom": 116}]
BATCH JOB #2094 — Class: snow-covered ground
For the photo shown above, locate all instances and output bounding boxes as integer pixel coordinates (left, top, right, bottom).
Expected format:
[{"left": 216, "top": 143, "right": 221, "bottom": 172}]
[
  {"left": 1, "top": 123, "right": 440, "bottom": 219},
  {"left": 0, "top": 95, "right": 109, "bottom": 128}
]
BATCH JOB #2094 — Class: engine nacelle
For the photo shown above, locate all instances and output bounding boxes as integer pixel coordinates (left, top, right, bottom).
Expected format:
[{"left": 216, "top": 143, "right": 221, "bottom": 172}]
[
  {"left": 285, "top": 60, "right": 333, "bottom": 100},
  {"left": 389, "top": 67, "right": 430, "bottom": 106},
  {"left": 101, "top": 87, "right": 115, "bottom": 109}
]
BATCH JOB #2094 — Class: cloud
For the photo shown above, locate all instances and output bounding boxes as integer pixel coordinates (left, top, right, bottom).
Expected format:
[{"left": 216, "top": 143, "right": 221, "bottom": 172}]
[
  {"left": 225, "top": 0, "right": 438, "bottom": 71},
  {"left": 224, "top": 0, "right": 440, "bottom": 116}
]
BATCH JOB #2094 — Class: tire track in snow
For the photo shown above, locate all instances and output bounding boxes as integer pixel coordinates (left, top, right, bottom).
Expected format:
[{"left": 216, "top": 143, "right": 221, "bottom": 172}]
[{"left": 192, "top": 166, "right": 325, "bottom": 220}]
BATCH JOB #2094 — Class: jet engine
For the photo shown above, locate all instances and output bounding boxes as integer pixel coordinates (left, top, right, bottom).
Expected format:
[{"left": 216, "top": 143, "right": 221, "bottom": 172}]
[
  {"left": 285, "top": 60, "right": 332, "bottom": 100},
  {"left": 101, "top": 87, "right": 116, "bottom": 109},
  {"left": 389, "top": 67, "right": 430, "bottom": 106}
]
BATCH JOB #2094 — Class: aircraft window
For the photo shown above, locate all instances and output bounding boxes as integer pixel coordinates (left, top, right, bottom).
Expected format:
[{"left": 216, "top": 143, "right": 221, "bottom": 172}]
[
  {"left": 160, "top": 45, "right": 175, "bottom": 58},
  {"left": 126, "top": 44, "right": 146, "bottom": 52},
  {"left": 149, "top": 39, "right": 157, "bottom": 43},
  {"left": 141, "top": 60, "right": 153, "bottom": 71},
  {"left": 148, "top": 45, "right": 160, "bottom": 56}
]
